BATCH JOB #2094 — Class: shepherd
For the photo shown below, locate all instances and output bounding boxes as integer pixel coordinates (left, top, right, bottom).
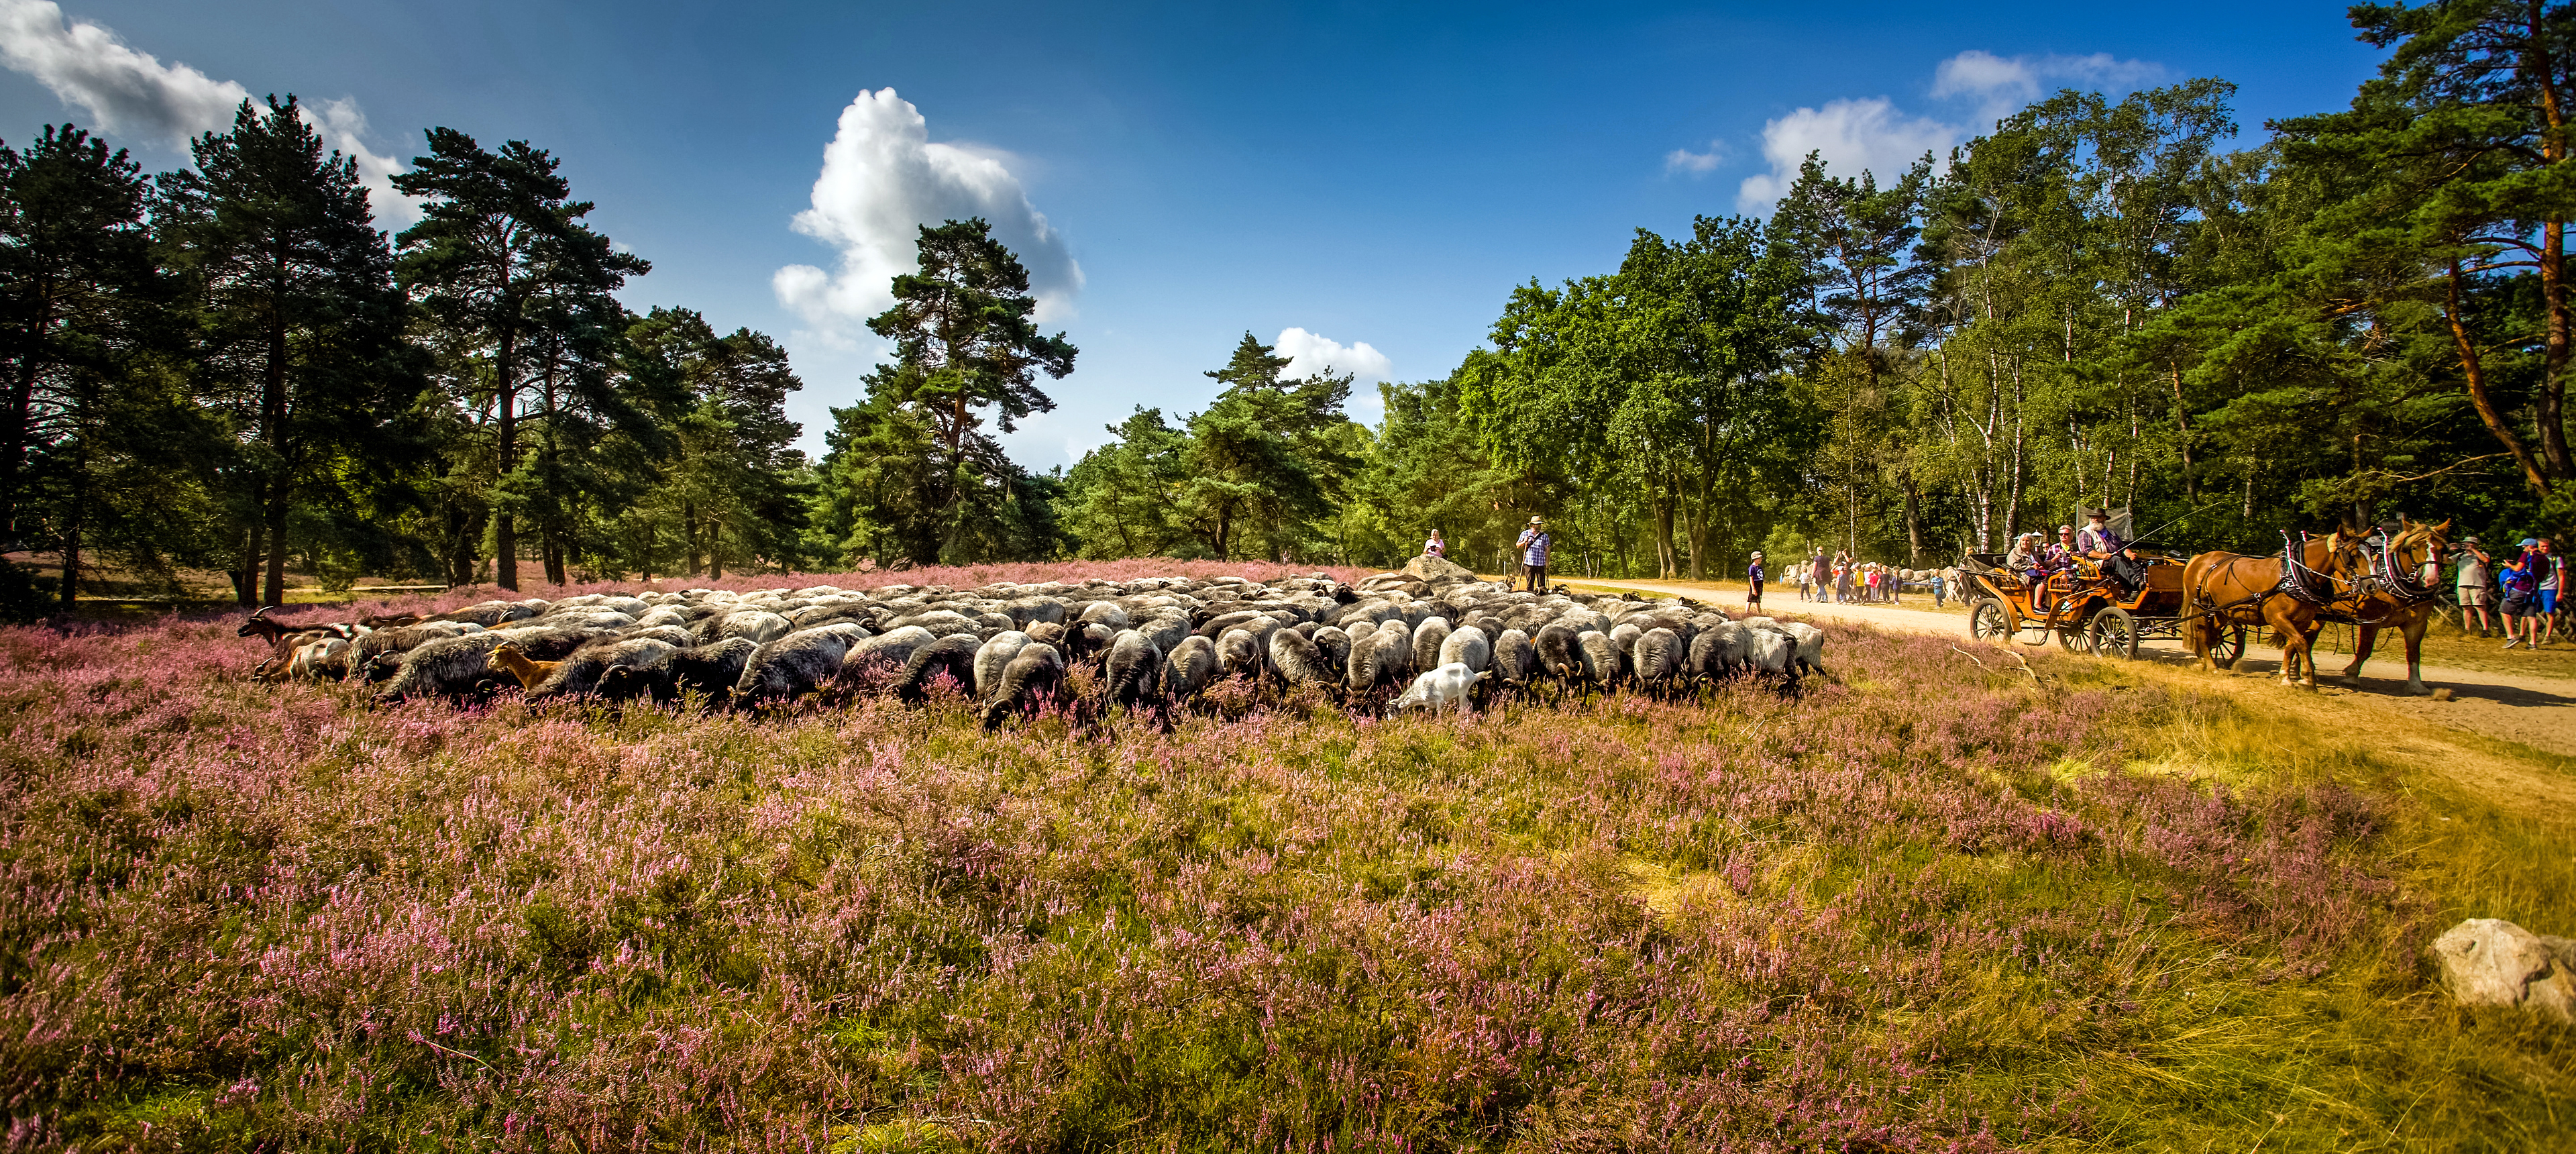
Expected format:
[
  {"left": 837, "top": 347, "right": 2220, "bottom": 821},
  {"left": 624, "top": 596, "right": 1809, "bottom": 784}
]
[{"left": 1515, "top": 517, "right": 1550, "bottom": 594}]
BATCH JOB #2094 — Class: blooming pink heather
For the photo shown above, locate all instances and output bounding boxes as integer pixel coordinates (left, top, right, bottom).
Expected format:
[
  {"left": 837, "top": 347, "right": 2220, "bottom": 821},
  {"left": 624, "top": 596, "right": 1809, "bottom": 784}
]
[{"left": 0, "top": 572, "right": 2418, "bottom": 1150}]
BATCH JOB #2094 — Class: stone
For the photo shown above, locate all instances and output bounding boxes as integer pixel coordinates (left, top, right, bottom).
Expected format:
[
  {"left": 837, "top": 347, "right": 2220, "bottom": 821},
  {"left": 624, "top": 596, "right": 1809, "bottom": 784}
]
[
  {"left": 1401, "top": 554, "right": 1478, "bottom": 583},
  {"left": 2431, "top": 688, "right": 2455, "bottom": 701},
  {"left": 2428, "top": 918, "right": 2575, "bottom": 1021}
]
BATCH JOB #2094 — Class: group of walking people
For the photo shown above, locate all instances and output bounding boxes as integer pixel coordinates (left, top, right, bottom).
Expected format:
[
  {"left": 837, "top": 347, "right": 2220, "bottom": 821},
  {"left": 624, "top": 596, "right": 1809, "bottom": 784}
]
[
  {"left": 2451, "top": 535, "right": 2565, "bottom": 649},
  {"left": 1798, "top": 550, "right": 1913, "bottom": 606}
]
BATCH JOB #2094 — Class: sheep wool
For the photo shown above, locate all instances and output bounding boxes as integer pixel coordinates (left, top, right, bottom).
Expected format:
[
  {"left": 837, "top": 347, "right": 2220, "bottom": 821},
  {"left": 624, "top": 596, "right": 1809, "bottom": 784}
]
[
  {"left": 1576, "top": 630, "right": 1625, "bottom": 685},
  {"left": 1409, "top": 617, "right": 1452, "bottom": 678},
  {"left": 1216, "top": 629, "right": 1266, "bottom": 681},
  {"left": 1436, "top": 625, "right": 1491, "bottom": 674},
  {"left": 1104, "top": 630, "right": 1165, "bottom": 707},
  {"left": 1269, "top": 627, "right": 1336, "bottom": 685},
  {"left": 1164, "top": 635, "right": 1218, "bottom": 698},
  {"left": 1633, "top": 627, "right": 1682, "bottom": 688},
  {"left": 973, "top": 631, "right": 1033, "bottom": 699},
  {"left": 981, "top": 643, "right": 1067, "bottom": 729},
  {"left": 1533, "top": 624, "right": 1582, "bottom": 680},
  {"left": 895, "top": 634, "right": 982, "bottom": 702},
  {"left": 736, "top": 626, "right": 867, "bottom": 702},
  {"left": 1491, "top": 629, "right": 1535, "bottom": 683}
]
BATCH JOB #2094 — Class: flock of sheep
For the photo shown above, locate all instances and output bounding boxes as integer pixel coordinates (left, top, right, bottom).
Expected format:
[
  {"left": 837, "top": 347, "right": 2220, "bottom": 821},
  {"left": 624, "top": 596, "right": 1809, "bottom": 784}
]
[{"left": 240, "top": 568, "right": 1829, "bottom": 725}]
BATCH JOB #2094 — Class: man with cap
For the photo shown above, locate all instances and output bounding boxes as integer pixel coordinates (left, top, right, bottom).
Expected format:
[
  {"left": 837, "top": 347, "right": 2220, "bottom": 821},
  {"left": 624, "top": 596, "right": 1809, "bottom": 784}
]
[
  {"left": 2451, "top": 536, "right": 2493, "bottom": 637},
  {"left": 2074, "top": 508, "right": 2124, "bottom": 559},
  {"left": 1515, "top": 517, "right": 1551, "bottom": 593},
  {"left": 1746, "top": 550, "right": 1765, "bottom": 609}
]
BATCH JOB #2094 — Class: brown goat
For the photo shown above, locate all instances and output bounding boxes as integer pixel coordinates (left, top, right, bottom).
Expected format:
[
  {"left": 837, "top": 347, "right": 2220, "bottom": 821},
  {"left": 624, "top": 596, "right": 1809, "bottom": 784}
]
[{"left": 488, "top": 643, "right": 561, "bottom": 691}]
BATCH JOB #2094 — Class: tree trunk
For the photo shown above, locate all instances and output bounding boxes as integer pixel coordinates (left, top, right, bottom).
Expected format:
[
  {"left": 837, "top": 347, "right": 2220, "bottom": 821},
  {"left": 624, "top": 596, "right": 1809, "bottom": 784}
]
[
  {"left": 56, "top": 519, "right": 76, "bottom": 608},
  {"left": 235, "top": 524, "right": 259, "bottom": 606},
  {"left": 1901, "top": 469, "right": 1923, "bottom": 565},
  {"left": 2448, "top": 257, "right": 2550, "bottom": 492},
  {"left": 2526, "top": 0, "right": 2573, "bottom": 479},
  {"left": 495, "top": 326, "right": 519, "bottom": 591}
]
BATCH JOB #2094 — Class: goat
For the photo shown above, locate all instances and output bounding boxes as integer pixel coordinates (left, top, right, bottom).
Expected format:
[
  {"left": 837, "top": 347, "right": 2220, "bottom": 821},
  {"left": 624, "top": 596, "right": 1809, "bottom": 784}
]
[
  {"left": 1390, "top": 662, "right": 1487, "bottom": 713},
  {"left": 489, "top": 643, "right": 561, "bottom": 692}
]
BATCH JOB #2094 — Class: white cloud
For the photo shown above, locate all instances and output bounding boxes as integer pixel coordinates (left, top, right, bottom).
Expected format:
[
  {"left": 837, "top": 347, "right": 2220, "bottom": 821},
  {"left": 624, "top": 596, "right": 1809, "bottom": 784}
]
[
  {"left": 1735, "top": 97, "right": 1957, "bottom": 212},
  {"left": 306, "top": 97, "right": 419, "bottom": 228},
  {"left": 1664, "top": 142, "right": 1723, "bottom": 176},
  {"left": 0, "top": 0, "right": 242, "bottom": 145},
  {"left": 1733, "top": 48, "right": 2166, "bottom": 213},
  {"left": 1274, "top": 327, "right": 1391, "bottom": 384},
  {"left": 0, "top": 1, "right": 419, "bottom": 227},
  {"left": 1932, "top": 49, "right": 2165, "bottom": 121},
  {"left": 773, "top": 87, "right": 1083, "bottom": 343}
]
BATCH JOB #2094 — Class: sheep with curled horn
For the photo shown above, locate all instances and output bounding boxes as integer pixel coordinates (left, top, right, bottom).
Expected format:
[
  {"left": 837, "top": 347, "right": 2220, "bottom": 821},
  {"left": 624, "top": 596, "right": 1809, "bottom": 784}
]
[
  {"left": 1103, "top": 629, "right": 1166, "bottom": 709},
  {"left": 1532, "top": 623, "right": 1582, "bottom": 681},
  {"left": 1631, "top": 627, "right": 1683, "bottom": 694},
  {"left": 980, "top": 642, "right": 1067, "bottom": 729},
  {"left": 1576, "top": 630, "right": 1625, "bottom": 686},
  {"left": 734, "top": 624, "right": 870, "bottom": 703}
]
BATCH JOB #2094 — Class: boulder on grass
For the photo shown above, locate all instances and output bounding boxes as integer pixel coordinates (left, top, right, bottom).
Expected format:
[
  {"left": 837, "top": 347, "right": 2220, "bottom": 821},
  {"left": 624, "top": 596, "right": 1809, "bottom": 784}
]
[
  {"left": 1401, "top": 554, "right": 1478, "bottom": 583},
  {"left": 2428, "top": 918, "right": 2575, "bottom": 1021}
]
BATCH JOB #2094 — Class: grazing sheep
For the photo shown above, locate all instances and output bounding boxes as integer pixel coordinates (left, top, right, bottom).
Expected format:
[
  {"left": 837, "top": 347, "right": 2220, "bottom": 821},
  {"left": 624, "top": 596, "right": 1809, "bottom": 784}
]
[
  {"left": 736, "top": 626, "right": 867, "bottom": 702},
  {"left": 1104, "top": 630, "right": 1166, "bottom": 707},
  {"left": 1077, "top": 600, "right": 1131, "bottom": 630},
  {"left": 1688, "top": 626, "right": 1743, "bottom": 680},
  {"left": 1026, "top": 621, "right": 1068, "bottom": 650},
  {"left": 1216, "top": 628, "right": 1266, "bottom": 681},
  {"left": 696, "top": 610, "right": 792, "bottom": 645},
  {"left": 1608, "top": 621, "right": 1643, "bottom": 658},
  {"left": 1410, "top": 617, "right": 1452, "bottom": 676},
  {"left": 1311, "top": 625, "right": 1352, "bottom": 673},
  {"left": 1269, "top": 627, "right": 1337, "bottom": 685},
  {"left": 1196, "top": 609, "right": 1265, "bottom": 639},
  {"left": 1373, "top": 620, "right": 1415, "bottom": 682},
  {"left": 1135, "top": 614, "right": 1191, "bottom": 656},
  {"left": 1780, "top": 621, "right": 1827, "bottom": 676},
  {"left": 981, "top": 643, "right": 1066, "bottom": 729},
  {"left": 1743, "top": 628, "right": 1794, "bottom": 676},
  {"left": 374, "top": 632, "right": 518, "bottom": 702},
  {"left": 532, "top": 637, "right": 682, "bottom": 698},
  {"left": 1068, "top": 621, "right": 1118, "bottom": 662},
  {"left": 1489, "top": 629, "right": 1535, "bottom": 683},
  {"left": 896, "top": 634, "right": 982, "bottom": 702},
  {"left": 845, "top": 625, "right": 937, "bottom": 682},
  {"left": 1533, "top": 624, "right": 1582, "bottom": 681},
  {"left": 1391, "top": 662, "right": 1487, "bottom": 713},
  {"left": 1576, "top": 630, "right": 1625, "bottom": 685},
  {"left": 975, "top": 631, "right": 1032, "bottom": 698},
  {"left": 1632, "top": 627, "right": 1682, "bottom": 690},
  {"left": 600, "top": 637, "right": 761, "bottom": 702},
  {"left": 1165, "top": 635, "right": 1219, "bottom": 700},
  {"left": 1436, "top": 625, "right": 1492, "bottom": 674}
]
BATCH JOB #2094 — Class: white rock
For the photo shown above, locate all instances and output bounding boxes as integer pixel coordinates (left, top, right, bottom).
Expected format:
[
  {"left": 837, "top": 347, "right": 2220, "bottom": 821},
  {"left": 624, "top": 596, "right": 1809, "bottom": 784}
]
[{"left": 2429, "top": 918, "right": 2574, "bottom": 1021}]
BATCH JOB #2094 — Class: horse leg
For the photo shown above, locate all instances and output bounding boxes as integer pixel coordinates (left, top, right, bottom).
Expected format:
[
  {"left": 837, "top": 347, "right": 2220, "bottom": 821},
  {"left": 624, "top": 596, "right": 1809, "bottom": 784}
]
[
  {"left": 2402, "top": 614, "right": 2430, "bottom": 696},
  {"left": 2342, "top": 624, "right": 2378, "bottom": 680}
]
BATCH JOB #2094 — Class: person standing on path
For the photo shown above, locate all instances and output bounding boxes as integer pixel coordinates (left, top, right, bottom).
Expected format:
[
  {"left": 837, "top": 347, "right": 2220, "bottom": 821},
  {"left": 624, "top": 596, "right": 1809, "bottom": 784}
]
[
  {"left": 1515, "top": 517, "right": 1551, "bottom": 593},
  {"left": 2500, "top": 539, "right": 2541, "bottom": 649},
  {"left": 2538, "top": 537, "right": 2563, "bottom": 645},
  {"left": 1811, "top": 551, "right": 1829, "bottom": 603},
  {"left": 2453, "top": 537, "right": 2494, "bottom": 637},
  {"left": 1747, "top": 552, "right": 1765, "bottom": 610}
]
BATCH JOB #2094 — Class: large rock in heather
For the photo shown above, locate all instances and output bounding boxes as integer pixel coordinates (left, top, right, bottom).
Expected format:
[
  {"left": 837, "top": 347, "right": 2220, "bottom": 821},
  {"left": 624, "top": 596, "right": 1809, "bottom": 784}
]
[
  {"left": 2428, "top": 918, "right": 2575, "bottom": 1021},
  {"left": 1401, "top": 554, "right": 1478, "bottom": 583}
]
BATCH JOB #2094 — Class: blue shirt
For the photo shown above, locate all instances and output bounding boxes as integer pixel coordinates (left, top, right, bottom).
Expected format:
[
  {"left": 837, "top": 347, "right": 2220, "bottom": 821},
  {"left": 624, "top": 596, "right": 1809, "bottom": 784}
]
[
  {"left": 1748, "top": 562, "right": 1764, "bottom": 585},
  {"left": 1518, "top": 529, "right": 1550, "bottom": 566}
]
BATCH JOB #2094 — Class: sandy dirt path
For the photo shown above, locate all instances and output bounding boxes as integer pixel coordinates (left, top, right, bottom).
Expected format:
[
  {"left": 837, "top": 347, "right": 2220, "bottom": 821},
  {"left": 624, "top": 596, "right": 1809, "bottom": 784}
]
[{"left": 1558, "top": 577, "right": 2576, "bottom": 758}]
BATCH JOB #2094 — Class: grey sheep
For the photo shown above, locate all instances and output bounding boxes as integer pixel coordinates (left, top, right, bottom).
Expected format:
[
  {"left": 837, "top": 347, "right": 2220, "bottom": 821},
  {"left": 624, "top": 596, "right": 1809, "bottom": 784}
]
[
  {"left": 1077, "top": 600, "right": 1131, "bottom": 630},
  {"left": 1373, "top": 619, "right": 1415, "bottom": 682},
  {"left": 1688, "top": 626, "right": 1743, "bottom": 679},
  {"left": 1104, "top": 630, "right": 1165, "bottom": 707},
  {"left": 1410, "top": 617, "right": 1452, "bottom": 677},
  {"left": 1437, "top": 625, "right": 1492, "bottom": 674},
  {"left": 1216, "top": 628, "right": 1266, "bottom": 681},
  {"left": 974, "top": 631, "right": 1032, "bottom": 698},
  {"left": 843, "top": 625, "right": 937, "bottom": 683},
  {"left": 1576, "top": 630, "right": 1625, "bottom": 684},
  {"left": 1269, "top": 627, "right": 1338, "bottom": 685},
  {"left": 533, "top": 637, "right": 682, "bottom": 698},
  {"left": 1164, "top": 635, "right": 1219, "bottom": 699},
  {"left": 896, "top": 634, "right": 983, "bottom": 702},
  {"left": 981, "top": 643, "right": 1067, "bottom": 728},
  {"left": 736, "top": 625, "right": 869, "bottom": 702},
  {"left": 374, "top": 632, "right": 517, "bottom": 702},
  {"left": 598, "top": 637, "right": 757, "bottom": 701},
  {"left": 1134, "top": 614, "right": 1191, "bottom": 655},
  {"left": 1310, "top": 625, "right": 1352, "bottom": 672},
  {"left": 1632, "top": 627, "right": 1682, "bottom": 689},
  {"left": 1492, "top": 628, "right": 1536, "bottom": 683}
]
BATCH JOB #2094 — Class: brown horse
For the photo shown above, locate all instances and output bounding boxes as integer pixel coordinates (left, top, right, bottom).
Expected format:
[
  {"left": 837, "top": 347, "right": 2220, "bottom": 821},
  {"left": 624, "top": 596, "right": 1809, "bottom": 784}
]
[
  {"left": 2334, "top": 517, "right": 2453, "bottom": 696},
  {"left": 2180, "top": 529, "right": 2367, "bottom": 688}
]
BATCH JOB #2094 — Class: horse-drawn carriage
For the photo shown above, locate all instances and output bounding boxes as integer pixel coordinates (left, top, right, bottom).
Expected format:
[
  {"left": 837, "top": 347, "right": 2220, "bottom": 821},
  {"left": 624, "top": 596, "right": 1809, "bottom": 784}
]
[{"left": 1957, "top": 550, "right": 2245, "bottom": 662}]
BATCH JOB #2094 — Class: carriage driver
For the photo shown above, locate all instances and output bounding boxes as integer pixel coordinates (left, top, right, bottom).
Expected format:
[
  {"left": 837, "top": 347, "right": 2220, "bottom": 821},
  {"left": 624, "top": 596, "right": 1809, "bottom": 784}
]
[{"left": 2075, "top": 508, "right": 2148, "bottom": 591}]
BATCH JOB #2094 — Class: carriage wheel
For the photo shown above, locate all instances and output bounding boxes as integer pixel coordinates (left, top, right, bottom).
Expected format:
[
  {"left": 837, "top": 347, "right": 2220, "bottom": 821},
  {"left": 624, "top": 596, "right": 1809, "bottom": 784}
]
[
  {"left": 2088, "top": 607, "right": 2140, "bottom": 660},
  {"left": 2210, "top": 624, "right": 2246, "bottom": 667},
  {"left": 1968, "top": 599, "right": 2010, "bottom": 642},
  {"left": 2057, "top": 609, "right": 2092, "bottom": 652}
]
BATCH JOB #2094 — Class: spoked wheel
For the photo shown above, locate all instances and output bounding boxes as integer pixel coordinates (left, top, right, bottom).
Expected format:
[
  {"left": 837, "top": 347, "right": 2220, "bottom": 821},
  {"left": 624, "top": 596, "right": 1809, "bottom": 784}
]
[
  {"left": 2209, "top": 623, "right": 2247, "bottom": 667},
  {"left": 2088, "top": 606, "right": 2140, "bottom": 660},
  {"left": 1968, "top": 598, "right": 2011, "bottom": 642},
  {"left": 2056, "top": 607, "right": 2094, "bottom": 652}
]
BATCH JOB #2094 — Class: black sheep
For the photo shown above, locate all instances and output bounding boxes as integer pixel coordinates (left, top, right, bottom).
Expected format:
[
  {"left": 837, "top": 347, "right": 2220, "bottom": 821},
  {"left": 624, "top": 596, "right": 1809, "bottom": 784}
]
[
  {"left": 1104, "top": 630, "right": 1165, "bottom": 708},
  {"left": 1576, "top": 630, "right": 1625, "bottom": 685},
  {"left": 599, "top": 637, "right": 761, "bottom": 702},
  {"left": 533, "top": 637, "right": 682, "bottom": 698},
  {"left": 980, "top": 643, "right": 1066, "bottom": 728},
  {"left": 896, "top": 633, "right": 981, "bottom": 702},
  {"left": 1533, "top": 623, "right": 1582, "bottom": 681}
]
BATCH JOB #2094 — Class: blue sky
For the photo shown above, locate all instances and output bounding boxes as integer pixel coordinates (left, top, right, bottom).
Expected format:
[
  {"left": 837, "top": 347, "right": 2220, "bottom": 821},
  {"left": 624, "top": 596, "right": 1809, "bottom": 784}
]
[{"left": 0, "top": 1, "right": 2387, "bottom": 469}]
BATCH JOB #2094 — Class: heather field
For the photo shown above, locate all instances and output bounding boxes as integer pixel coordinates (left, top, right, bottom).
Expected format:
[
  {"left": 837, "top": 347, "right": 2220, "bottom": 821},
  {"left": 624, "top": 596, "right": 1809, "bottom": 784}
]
[{"left": 3, "top": 566, "right": 2571, "bottom": 1152}]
